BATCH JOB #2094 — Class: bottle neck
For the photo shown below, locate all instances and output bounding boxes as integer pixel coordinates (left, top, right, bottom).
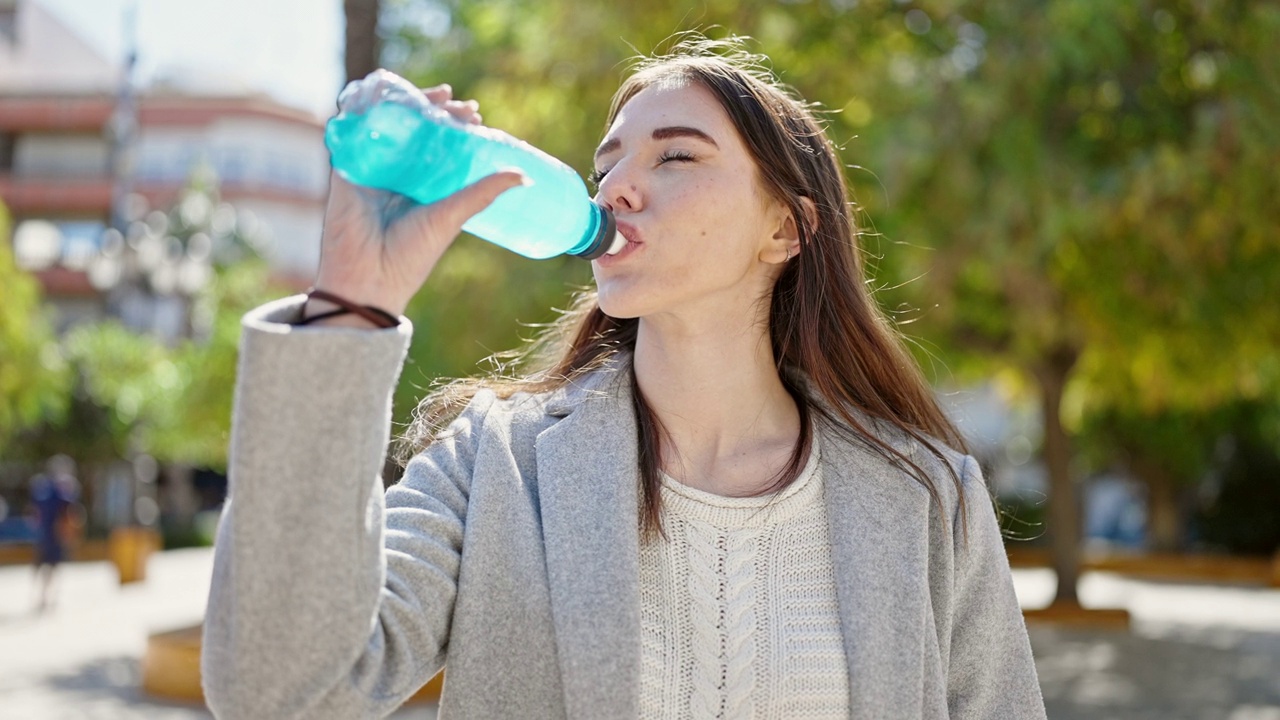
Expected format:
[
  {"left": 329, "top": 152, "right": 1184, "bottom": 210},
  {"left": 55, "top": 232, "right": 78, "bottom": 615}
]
[{"left": 569, "top": 203, "right": 616, "bottom": 259}]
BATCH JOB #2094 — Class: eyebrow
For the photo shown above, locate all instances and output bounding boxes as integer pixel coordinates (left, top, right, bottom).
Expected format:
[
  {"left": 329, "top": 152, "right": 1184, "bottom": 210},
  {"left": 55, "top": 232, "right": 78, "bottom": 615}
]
[{"left": 594, "top": 126, "right": 720, "bottom": 160}]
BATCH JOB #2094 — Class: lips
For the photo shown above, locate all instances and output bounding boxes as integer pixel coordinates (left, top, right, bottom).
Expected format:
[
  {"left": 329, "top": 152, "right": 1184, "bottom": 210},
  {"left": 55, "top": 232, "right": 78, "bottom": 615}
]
[
  {"left": 594, "top": 221, "right": 643, "bottom": 268},
  {"left": 615, "top": 221, "right": 641, "bottom": 246}
]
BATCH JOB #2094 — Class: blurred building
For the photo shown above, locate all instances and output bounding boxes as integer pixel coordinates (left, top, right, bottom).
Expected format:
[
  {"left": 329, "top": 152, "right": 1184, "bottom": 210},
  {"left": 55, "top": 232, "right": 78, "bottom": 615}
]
[
  {"left": 0, "top": 0, "right": 330, "bottom": 543},
  {"left": 0, "top": 0, "right": 327, "bottom": 333}
]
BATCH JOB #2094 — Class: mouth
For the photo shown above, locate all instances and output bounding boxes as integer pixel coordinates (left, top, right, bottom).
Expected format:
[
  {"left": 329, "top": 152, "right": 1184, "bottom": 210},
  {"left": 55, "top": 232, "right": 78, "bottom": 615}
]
[
  {"left": 594, "top": 221, "right": 642, "bottom": 267},
  {"left": 615, "top": 221, "right": 641, "bottom": 245}
]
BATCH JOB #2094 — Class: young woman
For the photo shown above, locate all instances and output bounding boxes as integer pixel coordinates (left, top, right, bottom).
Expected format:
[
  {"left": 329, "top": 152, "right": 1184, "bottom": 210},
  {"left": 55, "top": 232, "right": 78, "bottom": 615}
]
[{"left": 203, "top": 41, "right": 1047, "bottom": 719}]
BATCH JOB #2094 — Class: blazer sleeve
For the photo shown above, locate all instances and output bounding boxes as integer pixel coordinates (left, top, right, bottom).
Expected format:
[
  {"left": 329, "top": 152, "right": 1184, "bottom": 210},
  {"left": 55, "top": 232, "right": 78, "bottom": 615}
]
[
  {"left": 201, "top": 296, "right": 490, "bottom": 720},
  {"left": 946, "top": 455, "right": 1048, "bottom": 719}
]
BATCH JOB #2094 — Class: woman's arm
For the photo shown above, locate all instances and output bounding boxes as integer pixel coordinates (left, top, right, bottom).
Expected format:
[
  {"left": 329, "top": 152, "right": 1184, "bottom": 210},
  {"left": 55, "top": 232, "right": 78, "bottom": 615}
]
[
  {"left": 202, "top": 298, "right": 409, "bottom": 717},
  {"left": 201, "top": 299, "right": 500, "bottom": 718},
  {"left": 201, "top": 71, "right": 524, "bottom": 719},
  {"left": 946, "top": 455, "right": 1048, "bottom": 719}
]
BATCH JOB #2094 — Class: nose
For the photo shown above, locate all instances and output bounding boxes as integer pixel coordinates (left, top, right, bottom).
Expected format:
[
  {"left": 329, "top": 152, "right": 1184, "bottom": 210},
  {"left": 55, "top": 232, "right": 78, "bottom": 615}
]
[{"left": 594, "top": 160, "right": 641, "bottom": 213}]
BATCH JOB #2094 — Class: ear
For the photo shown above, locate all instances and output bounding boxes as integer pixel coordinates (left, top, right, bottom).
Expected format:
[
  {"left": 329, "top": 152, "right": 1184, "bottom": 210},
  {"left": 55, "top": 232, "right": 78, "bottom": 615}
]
[{"left": 762, "top": 196, "right": 818, "bottom": 265}]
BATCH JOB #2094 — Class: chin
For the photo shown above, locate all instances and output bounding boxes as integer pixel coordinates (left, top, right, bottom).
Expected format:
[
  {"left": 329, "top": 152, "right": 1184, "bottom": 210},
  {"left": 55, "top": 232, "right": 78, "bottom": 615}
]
[
  {"left": 595, "top": 292, "right": 643, "bottom": 320},
  {"left": 594, "top": 281, "right": 656, "bottom": 320}
]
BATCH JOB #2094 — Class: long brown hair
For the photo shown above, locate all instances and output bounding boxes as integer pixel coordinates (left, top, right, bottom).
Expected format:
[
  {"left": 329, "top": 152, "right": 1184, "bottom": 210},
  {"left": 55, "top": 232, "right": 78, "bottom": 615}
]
[{"left": 402, "top": 36, "right": 970, "bottom": 538}]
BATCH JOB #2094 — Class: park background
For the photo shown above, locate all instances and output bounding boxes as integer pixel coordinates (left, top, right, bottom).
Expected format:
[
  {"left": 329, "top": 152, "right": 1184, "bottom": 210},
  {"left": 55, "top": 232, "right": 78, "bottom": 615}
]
[{"left": 1, "top": 0, "right": 1278, "bottom": 718}]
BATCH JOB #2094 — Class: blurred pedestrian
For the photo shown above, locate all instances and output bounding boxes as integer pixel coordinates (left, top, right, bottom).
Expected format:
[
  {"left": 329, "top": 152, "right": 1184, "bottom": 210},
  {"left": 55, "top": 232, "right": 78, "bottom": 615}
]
[
  {"left": 204, "top": 36, "right": 1046, "bottom": 719},
  {"left": 29, "top": 454, "right": 81, "bottom": 613}
]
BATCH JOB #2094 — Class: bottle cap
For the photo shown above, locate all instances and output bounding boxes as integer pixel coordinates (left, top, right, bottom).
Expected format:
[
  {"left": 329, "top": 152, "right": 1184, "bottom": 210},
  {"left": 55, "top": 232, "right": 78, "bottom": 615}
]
[
  {"left": 571, "top": 204, "right": 619, "bottom": 259},
  {"left": 605, "top": 231, "right": 626, "bottom": 255}
]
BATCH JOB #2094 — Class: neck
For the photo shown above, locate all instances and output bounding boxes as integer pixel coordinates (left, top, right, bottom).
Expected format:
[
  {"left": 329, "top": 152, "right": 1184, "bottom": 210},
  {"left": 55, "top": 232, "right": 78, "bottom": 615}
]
[{"left": 632, "top": 313, "right": 800, "bottom": 497}]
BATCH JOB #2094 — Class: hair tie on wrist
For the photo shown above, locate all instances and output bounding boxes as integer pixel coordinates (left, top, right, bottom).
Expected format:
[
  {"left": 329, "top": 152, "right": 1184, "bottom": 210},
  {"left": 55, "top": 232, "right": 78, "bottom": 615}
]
[
  {"left": 295, "top": 288, "right": 399, "bottom": 328},
  {"left": 294, "top": 307, "right": 349, "bottom": 324}
]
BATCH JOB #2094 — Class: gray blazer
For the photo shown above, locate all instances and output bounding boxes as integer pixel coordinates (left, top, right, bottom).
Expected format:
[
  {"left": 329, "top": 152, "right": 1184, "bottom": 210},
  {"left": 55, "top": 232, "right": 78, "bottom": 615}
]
[{"left": 202, "top": 296, "right": 1047, "bottom": 719}]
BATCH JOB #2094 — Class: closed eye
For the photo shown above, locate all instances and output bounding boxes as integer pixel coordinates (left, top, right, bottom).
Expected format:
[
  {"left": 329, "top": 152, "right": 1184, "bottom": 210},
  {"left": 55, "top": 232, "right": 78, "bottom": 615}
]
[
  {"left": 658, "top": 150, "right": 695, "bottom": 165},
  {"left": 590, "top": 151, "right": 695, "bottom": 187}
]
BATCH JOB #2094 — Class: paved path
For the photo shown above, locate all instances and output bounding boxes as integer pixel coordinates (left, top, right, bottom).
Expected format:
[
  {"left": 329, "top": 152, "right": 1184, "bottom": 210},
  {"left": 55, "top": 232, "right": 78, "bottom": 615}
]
[
  {"left": 1, "top": 549, "right": 1278, "bottom": 719},
  {"left": 0, "top": 549, "right": 430, "bottom": 719},
  {"left": 1013, "top": 569, "right": 1280, "bottom": 720}
]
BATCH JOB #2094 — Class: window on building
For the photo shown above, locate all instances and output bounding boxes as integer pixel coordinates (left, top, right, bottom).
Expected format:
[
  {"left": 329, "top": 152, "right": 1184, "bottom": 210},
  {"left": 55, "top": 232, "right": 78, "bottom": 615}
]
[
  {"left": 12, "top": 218, "right": 109, "bottom": 271},
  {"left": 16, "top": 133, "right": 110, "bottom": 178}
]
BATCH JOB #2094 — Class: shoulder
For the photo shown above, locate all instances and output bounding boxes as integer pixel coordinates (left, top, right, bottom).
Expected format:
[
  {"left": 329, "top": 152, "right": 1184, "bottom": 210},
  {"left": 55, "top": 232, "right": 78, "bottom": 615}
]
[
  {"left": 431, "top": 361, "right": 623, "bottom": 450},
  {"left": 815, "top": 401, "right": 981, "bottom": 513},
  {"left": 431, "top": 388, "right": 546, "bottom": 446}
]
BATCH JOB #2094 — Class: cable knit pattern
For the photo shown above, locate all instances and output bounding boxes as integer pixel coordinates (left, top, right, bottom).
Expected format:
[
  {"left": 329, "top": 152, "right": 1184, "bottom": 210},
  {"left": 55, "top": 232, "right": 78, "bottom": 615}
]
[{"left": 639, "top": 438, "right": 850, "bottom": 719}]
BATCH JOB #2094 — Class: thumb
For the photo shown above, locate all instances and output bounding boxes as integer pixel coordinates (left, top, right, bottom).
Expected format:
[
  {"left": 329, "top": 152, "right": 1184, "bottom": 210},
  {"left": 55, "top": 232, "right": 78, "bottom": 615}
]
[{"left": 431, "top": 170, "right": 529, "bottom": 230}]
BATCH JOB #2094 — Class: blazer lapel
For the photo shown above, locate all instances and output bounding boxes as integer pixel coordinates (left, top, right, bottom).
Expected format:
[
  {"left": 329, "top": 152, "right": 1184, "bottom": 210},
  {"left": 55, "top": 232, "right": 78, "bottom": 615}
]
[
  {"left": 536, "top": 364, "right": 641, "bottom": 720},
  {"left": 820, "top": 420, "right": 932, "bottom": 719}
]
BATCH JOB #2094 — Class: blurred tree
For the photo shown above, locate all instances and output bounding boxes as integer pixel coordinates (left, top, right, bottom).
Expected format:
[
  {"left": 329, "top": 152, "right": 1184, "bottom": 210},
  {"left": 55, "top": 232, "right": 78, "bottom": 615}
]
[
  {"left": 150, "top": 259, "right": 276, "bottom": 470},
  {"left": 144, "top": 169, "right": 282, "bottom": 469},
  {"left": 1076, "top": 407, "right": 1217, "bottom": 551},
  {"left": 871, "top": 0, "right": 1280, "bottom": 599},
  {"left": 1078, "top": 398, "right": 1280, "bottom": 555},
  {"left": 53, "top": 320, "right": 174, "bottom": 464},
  {"left": 1195, "top": 401, "right": 1280, "bottom": 556},
  {"left": 0, "top": 200, "right": 70, "bottom": 454},
  {"left": 15, "top": 170, "right": 280, "bottom": 472},
  {"left": 345, "top": 0, "right": 382, "bottom": 83}
]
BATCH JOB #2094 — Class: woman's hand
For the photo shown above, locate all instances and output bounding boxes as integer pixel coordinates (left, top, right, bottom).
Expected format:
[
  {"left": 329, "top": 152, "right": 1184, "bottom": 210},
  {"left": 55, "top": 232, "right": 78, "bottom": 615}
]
[{"left": 311, "top": 71, "right": 526, "bottom": 323}]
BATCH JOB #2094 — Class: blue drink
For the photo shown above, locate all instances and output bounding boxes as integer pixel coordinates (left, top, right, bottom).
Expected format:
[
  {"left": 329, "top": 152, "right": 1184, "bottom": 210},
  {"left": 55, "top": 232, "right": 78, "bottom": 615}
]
[{"left": 325, "top": 73, "right": 621, "bottom": 259}]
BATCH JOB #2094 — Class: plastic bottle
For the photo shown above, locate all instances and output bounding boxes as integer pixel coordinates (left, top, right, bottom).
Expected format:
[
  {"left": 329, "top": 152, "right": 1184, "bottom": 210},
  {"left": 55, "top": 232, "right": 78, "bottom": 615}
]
[{"left": 325, "top": 71, "right": 623, "bottom": 260}]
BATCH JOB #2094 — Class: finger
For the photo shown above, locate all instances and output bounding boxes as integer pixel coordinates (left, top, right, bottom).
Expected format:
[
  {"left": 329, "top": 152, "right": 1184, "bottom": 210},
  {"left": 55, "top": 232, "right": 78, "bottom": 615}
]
[
  {"left": 419, "top": 170, "right": 529, "bottom": 231},
  {"left": 442, "top": 99, "right": 480, "bottom": 122},
  {"left": 423, "top": 84, "right": 453, "bottom": 104},
  {"left": 340, "top": 69, "right": 414, "bottom": 114},
  {"left": 469, "top": 112, "right": 483, "bottom": 126}
]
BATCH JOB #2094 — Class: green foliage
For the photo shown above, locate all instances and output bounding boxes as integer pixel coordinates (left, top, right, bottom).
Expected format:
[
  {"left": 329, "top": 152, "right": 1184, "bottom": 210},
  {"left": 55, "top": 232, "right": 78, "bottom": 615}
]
[
  {"left": 149, "top": 260, "right": 278, "bottom": 469},
  {"left": 59, "top": 320, "right": 175, "bottom": 461},
  {"left": 868, "top": 0, "right": 1280, "bottom": 416},
  {"left": 11, "top": 171, "right": 281, "bottom": 470},
  {"left": 1076, "top": 405, "right": 1217, "bottom": 483},
  {"left": 143, "top": 168, "right": 283, "bottom": 469},
  {"left": 382, "top": 0, "right": 904, "bottom": 179},
  {"left": 0, "top": 202, "right": 70, "bottom": 452}
]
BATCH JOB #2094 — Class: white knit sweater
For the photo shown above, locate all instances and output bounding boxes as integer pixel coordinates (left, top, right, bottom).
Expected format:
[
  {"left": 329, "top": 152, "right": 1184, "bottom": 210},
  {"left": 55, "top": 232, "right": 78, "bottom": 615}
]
[{"left": 638, "top": 438, "right": 850, "bottom": 719}]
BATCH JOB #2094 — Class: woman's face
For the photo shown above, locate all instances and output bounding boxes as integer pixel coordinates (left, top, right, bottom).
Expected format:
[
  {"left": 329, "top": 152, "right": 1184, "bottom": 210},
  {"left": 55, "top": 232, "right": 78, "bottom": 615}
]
[{"left": 591, "top": 81, "right": 789, "bottom": 323}]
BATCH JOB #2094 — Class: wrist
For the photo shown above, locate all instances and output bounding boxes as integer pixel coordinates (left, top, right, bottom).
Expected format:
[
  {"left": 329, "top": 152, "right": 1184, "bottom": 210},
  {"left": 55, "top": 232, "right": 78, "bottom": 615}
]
[
  {"left": 307, "top": 314, "right": 383, "bottom": 329},
  {"left": 295, "top": 288, "right": 401, "bottom": 329},
  {"left": 299, "top": 297, "right": 380, "bottom": 328},
  {"left": 311, "top": 285, "right": 408, "bottom": 317}
]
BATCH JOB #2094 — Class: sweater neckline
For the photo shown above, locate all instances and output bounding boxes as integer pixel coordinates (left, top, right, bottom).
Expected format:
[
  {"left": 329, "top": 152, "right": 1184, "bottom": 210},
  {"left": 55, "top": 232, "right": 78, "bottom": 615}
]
[{"left": 658, "top": 435, "right": 822, "bottom": 528}]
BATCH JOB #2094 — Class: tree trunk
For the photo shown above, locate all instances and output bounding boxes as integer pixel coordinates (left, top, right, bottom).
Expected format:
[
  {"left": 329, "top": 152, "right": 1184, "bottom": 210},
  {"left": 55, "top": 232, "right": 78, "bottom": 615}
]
[
  {"left": 343, "top": 0, "right": 382, "bottom": 83},
  {"left": 1135, "top": 457, "right": 1181, "bottom": 552},
  {"left": 1035, "top": 349, "right": 1082, "bottom": 606}
]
